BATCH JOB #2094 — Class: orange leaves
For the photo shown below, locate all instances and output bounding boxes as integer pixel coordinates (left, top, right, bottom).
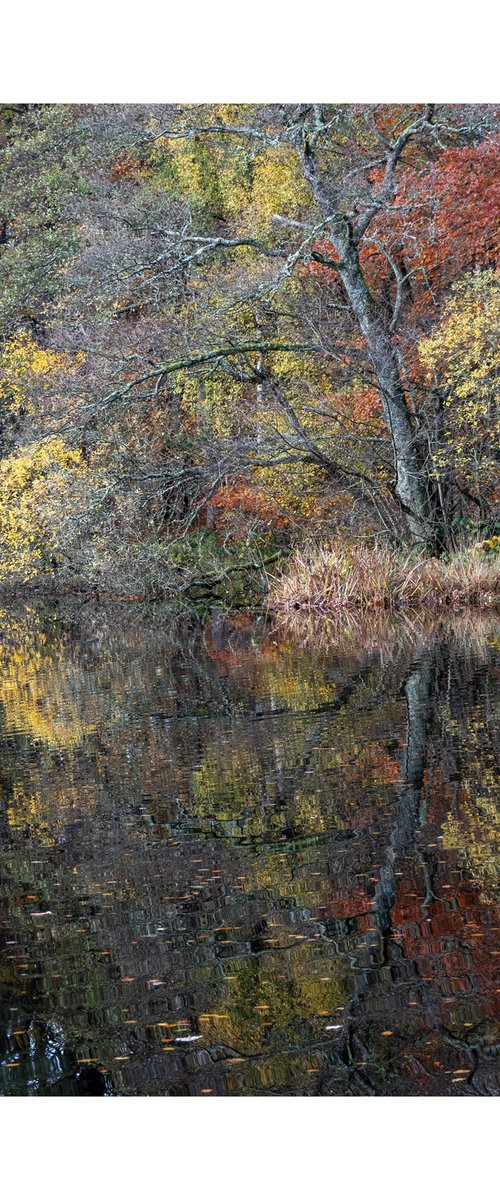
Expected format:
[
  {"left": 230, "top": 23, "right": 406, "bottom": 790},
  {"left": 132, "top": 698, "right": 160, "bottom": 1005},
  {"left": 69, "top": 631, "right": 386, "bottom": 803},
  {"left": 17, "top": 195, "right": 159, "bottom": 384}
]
[
  {"left": 110, "top": 150, "right": 143, "bottom": 181},
  {"left": 426, "top": 141, "right": 500, "bottom": 277},
  {"left": 304, "top": 138, "right": 499, "bottom": 383},
  {"left": 206, "top": 480, "right": 289, "bottom": 536},
  {"left": 362, "top": 137, "right": 500, "bottom": 316},
  {"left": 349, "top": 386, "right": 382, "bottom": 422},
  {"left": 307, "top": 239, "right": 341, "bottom": 285}
]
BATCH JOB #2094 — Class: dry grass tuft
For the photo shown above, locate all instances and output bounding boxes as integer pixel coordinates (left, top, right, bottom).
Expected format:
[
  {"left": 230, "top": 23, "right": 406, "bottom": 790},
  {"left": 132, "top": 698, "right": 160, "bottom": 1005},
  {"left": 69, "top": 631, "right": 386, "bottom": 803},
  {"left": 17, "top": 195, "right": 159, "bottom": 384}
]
[{"left": 270, "top": 542, "right": 500, "bottom": 614}]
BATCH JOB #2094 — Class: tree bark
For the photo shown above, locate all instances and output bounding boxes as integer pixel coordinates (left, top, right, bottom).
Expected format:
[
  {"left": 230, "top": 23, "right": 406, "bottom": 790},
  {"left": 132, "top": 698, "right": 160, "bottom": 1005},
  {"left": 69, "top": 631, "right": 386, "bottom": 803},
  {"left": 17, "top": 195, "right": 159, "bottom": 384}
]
[
  {"left": 300, "top": 146, "right": 435, "bottom": 550},
  {"left": 337, "top": 242, "right": 432, "bottom": 548}
]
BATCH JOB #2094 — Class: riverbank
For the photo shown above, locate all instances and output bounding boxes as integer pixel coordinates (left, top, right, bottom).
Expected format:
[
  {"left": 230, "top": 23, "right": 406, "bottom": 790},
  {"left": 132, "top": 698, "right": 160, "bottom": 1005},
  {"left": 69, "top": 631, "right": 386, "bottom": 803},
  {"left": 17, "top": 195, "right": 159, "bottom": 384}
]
[
  {"left": 270, "top": 542, "right": 500, "bottom": 614},
  {"left": 1, "top": 541, "right": 499, "bottom": 615}
]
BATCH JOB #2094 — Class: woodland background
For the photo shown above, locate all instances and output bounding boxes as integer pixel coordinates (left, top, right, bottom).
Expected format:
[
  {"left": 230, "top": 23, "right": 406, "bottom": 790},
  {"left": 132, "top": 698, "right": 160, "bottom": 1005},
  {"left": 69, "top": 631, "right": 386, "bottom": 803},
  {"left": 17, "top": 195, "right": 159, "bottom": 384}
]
[{"left": 0, "top": 103, "right": 498, "bottom": 603}]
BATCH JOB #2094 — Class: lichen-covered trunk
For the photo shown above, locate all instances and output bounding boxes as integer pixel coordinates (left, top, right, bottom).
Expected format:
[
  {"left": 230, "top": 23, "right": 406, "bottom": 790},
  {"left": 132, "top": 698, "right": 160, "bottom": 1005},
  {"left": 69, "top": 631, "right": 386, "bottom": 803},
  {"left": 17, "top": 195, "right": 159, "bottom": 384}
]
[
  {"left": 337, "top": 243, "right": 432, "bottom": 548},
  {"left": 299, "top": 143, "right": 435, "bottom": 549}
]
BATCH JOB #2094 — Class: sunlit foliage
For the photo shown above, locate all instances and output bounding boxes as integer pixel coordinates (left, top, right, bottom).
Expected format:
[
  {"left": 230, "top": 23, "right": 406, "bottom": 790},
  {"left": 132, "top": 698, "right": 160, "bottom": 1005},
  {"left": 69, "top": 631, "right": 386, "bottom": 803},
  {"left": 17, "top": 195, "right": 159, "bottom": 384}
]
[
  {"left": 419, "top": 269, "right": 500, "bottom": 496},
  {"left": 0, "top": 438, "right": 94, "bottom": 580}
]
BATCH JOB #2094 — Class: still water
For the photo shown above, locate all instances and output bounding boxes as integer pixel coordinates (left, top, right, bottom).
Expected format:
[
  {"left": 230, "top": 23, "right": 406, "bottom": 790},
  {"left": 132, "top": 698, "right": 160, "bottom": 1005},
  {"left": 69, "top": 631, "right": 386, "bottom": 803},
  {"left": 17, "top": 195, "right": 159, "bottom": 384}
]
[{"left": 0, "top": 603, "right": 498, "bottom": 1096}]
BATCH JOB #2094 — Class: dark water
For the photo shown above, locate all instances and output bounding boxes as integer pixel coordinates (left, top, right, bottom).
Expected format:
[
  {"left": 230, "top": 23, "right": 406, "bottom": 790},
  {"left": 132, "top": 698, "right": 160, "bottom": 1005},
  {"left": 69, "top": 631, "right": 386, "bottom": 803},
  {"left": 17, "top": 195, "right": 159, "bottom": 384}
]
[{"left": 0, "top": 603, "right": 498, "bottom": 1096}]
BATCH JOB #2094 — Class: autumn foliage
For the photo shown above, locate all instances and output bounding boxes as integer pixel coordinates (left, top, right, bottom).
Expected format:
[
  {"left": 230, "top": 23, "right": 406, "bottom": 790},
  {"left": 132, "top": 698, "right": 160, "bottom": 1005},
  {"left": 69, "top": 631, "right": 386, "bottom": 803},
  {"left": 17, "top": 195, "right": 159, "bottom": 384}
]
[{"left": 0, "top": 103, "right": 498, "bottom": 595}]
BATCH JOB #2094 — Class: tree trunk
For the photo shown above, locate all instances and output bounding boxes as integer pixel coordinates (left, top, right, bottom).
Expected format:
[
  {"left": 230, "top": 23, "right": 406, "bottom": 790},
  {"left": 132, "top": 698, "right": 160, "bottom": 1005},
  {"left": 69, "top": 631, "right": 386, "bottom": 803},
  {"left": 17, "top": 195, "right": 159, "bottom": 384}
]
[
  {"left": 299, "top": 144, "right": 435, "bottom": 550},
  {"left": 335, "top": 237, "right": 433, "bottom": 550}
]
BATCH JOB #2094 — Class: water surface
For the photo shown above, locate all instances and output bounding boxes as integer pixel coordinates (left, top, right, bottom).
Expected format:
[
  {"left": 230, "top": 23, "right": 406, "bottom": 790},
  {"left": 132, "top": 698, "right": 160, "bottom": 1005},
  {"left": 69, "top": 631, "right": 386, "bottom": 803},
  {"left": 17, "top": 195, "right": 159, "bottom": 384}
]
[{"left": 0, "top": 603, "right": 498, "bottom": 1095}]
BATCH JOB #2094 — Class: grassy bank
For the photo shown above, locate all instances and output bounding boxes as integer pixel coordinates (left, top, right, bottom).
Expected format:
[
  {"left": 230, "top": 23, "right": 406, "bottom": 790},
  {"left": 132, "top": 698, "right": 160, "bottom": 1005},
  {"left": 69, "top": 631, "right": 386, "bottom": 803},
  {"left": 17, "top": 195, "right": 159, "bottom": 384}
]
[{"left": 270, "top": 542, "right": 500, "bottom": 613}]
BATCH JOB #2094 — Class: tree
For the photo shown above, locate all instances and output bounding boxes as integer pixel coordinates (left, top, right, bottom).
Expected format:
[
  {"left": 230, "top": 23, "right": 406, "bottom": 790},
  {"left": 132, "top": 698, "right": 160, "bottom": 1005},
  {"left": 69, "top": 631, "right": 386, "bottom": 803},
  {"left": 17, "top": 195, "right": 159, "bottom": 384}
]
[{"left": 72, "top": 102, "right": 495, "bottom": 553}]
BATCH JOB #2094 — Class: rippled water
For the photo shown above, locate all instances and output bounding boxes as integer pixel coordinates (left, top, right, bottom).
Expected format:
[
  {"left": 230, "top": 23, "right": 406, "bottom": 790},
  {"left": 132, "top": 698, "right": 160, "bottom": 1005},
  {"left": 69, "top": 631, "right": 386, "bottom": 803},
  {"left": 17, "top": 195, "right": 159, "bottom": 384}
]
[{"left": 0, "top": 602, "right": 498, "bottom": 1095}]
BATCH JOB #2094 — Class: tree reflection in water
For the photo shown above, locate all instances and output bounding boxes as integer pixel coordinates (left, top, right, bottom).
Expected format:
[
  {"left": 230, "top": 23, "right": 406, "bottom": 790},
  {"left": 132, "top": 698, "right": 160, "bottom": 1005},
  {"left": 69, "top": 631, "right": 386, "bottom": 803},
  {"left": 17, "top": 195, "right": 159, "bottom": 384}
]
[{"left": 0, "top": 603, "right": 498, "bottom": 1095}]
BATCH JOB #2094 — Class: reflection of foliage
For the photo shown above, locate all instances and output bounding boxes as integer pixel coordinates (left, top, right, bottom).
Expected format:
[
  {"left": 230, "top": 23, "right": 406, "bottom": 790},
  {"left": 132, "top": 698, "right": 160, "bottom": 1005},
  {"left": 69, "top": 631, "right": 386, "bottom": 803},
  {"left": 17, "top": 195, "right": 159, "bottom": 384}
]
[
  {"left": 443, "top": 796, "right": 500, "bottom": 903},
  {"left": 192, "top": 745, "right": 264, "bottom": 823},
  {"left": 0, "top": 603, "right": 498, "bottom": 1094},
  {"left": 256, "top": 659, "right": 337, "bottom": 713},
  {"left": 210, "top": 946, "right": 347, "bottom": 1055},
  {"left": 0, "top": 611, "right": 111, "bottom": 843},
  {"left": 0, "top": 620, "right": 106, "bottom": 746},
  {"left": 440, "top": 664, "right": 499, "bottom": 903},
  {"left": 185, "top": 641, "right": 403, "bottom": 842},
  {"left": 6, "top": 779, "right": 95, "bottom": 844}
]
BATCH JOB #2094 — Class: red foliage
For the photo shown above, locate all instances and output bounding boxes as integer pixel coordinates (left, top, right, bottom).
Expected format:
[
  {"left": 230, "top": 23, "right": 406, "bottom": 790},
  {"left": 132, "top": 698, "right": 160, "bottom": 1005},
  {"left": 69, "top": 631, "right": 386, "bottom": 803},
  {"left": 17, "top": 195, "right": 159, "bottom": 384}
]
[
  {"left": 307, "top": 238, "right": 341, "bottom": 285},
  {"left": 309, "top": 139, "right": 500, "bottom": 323},
  {"left": 110, "top": 150, "right": 143, "bottom": 181},
  {"left": 203, "top": 481, "right": 289, "bottom": 537},
  {"left": 349, "top": 386, "right": 382, "bottom": 422},
  {"left": 364, "top": 138, "right": 500, "bottom": 311}
]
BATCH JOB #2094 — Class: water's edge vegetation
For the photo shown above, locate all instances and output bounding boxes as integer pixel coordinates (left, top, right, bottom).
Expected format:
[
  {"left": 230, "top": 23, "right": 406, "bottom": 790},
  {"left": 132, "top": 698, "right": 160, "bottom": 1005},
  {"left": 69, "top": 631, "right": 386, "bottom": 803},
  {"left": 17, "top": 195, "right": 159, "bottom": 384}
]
[
  {"left": 270, "top": 542, "right": 500, "bottom": 613},
  {"left": 1, "top": 539, "right": 499, "bottom": 614}
]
